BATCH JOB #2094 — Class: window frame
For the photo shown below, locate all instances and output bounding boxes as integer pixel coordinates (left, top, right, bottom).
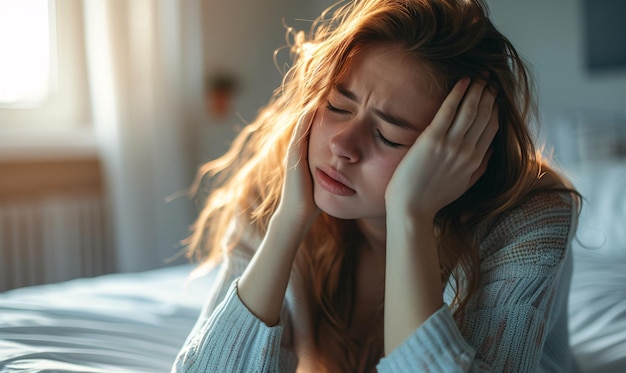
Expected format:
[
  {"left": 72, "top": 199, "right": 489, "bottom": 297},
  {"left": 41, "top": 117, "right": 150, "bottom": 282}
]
[{"left": 0, "top": 0, "right": 93, "bottom": 159}]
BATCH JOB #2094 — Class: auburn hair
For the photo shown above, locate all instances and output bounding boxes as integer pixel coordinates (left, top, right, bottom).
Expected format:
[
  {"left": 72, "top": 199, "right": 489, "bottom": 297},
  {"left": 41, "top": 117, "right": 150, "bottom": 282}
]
[{"left": 186, "top": 0, "right": 577, "bottom": 371}]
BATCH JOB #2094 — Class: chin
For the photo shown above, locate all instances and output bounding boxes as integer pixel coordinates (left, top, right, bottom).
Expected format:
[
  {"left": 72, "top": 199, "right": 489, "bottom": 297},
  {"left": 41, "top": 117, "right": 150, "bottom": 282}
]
[
  {"left": 315, "top": 199, "right": 355, "bottom": 220},
  {"left": 320, "top": 208, "right": 357, "bottom": 220},
  {"left": 315, "top": 199, "right": 376, "bottom": 221}
]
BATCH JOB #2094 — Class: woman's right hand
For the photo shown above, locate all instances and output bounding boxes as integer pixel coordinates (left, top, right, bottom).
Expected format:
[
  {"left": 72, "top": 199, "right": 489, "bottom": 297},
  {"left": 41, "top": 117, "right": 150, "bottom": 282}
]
[
  {"left": 238, "top": 113, "right": 320, "bottom": 326},
  {"left": 274, "top": 112, "right": 321, "bottom": 232}
]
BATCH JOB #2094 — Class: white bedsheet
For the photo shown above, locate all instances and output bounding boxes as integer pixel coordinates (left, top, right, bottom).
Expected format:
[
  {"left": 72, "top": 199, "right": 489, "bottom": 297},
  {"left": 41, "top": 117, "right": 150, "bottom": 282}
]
[
  {"left": 0, "top": 264, "right": 215, "bottom": 373},
  {"left": 567, "top": 162, "right": 626, "bottom": 373}
]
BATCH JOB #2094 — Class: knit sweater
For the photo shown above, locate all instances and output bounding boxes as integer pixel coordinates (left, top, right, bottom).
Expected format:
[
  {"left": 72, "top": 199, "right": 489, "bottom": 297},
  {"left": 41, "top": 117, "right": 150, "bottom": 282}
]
[{"left": 173, "top": 192, "right": 580, "bottom": 372}]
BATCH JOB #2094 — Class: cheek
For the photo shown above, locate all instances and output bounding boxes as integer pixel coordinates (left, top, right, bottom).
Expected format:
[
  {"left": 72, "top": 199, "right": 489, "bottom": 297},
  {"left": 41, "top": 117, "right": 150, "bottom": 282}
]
[{"left": 368, "top": 155, "right": 405, "bottom": 194}]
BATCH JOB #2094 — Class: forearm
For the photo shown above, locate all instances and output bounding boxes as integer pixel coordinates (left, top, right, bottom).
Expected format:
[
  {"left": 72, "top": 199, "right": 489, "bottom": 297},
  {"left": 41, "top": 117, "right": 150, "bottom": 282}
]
[
  {"left": 237, "top": 211, "right": 309, "bottom": 326},
  {"left": 384, "top": 212, "right": 443, "bottom": 355}
]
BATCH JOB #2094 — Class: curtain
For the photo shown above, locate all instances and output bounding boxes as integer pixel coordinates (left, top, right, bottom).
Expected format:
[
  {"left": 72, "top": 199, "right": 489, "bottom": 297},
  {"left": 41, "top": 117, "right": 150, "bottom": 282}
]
[{"left": 82, "top": 0, "right": 204, "bottom": 272}]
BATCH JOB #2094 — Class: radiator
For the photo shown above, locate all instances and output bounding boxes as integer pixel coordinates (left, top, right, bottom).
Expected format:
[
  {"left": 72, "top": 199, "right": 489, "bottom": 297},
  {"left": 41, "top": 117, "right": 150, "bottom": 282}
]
[{"left": 0, "top": 194, "right": 114, "bottom": 292}]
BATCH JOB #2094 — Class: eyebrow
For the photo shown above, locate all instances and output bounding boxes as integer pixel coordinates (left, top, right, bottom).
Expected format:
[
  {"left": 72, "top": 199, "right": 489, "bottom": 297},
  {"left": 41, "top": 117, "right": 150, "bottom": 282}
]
[{"left": 335, "top": 84, "right": 418, "bottom": 131}]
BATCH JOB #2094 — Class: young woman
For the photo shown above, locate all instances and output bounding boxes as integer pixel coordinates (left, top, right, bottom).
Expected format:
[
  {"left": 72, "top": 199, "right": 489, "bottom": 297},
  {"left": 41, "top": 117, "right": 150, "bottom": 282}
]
[{"left": 174, "top": 0, "right": 580, "bottom": 371}]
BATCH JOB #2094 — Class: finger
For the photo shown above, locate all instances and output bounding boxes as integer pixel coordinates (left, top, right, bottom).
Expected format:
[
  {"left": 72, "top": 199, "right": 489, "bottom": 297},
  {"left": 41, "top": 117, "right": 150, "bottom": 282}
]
[
  {"left": 428, "top": 78, "right": 471, "bottom": 137},
  {"left": 287, "top": 112, "right": 315, "bottom": 168},
  {"left": 463, "top": 87, "right": 497, "bottom": 145},
  {"left": 447, "top": 79, "right": 488, "bottom": 141},
  {"left": 468, "top": 147, "right": 493, "bottom": 187},
  {"left": 293, "top": 111, "right": 315, "bottom": 143},
  {"left": 475, "top": 104, "right": 499, "bottom": 155}
]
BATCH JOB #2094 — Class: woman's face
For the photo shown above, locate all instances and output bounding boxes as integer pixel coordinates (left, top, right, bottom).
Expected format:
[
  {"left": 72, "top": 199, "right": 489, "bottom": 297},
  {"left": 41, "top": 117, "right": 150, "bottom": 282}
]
[{"left": 308, "top": 45, "right": 444, "bottom": 223}]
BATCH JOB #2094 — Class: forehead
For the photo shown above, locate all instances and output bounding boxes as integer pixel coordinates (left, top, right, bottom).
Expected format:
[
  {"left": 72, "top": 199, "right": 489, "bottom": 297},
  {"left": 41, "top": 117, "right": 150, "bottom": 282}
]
[
  {"left": 333, "top": 44, "right": 444, "bottom": 129},
  {"left": 339, "top": 44, "right": 442, "bottom": 99}
]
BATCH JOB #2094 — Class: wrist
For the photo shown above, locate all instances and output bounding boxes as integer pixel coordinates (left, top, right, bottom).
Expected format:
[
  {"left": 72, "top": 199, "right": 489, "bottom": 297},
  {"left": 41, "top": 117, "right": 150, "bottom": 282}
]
[
  {"left": 386, "top": 204, "right": 436, "bottom": 228},
  {"left": 270, "top": 207, "right": 319, "bottom": 241},
  {"left": 386, "top": 210, "right": 438, "bottom": 261}
]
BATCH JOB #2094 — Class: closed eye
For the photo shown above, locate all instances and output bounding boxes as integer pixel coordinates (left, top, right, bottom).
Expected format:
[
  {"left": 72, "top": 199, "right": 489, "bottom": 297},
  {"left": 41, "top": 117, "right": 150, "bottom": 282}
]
[
  {"left": 326, "top": 101, "right": 349, "bottom": 114},
  {"left": 375, "top": 129, "right": 402, "bottom": 148},
  {"left": 326, "top": 100, "right": 403, "bottom": 148}
]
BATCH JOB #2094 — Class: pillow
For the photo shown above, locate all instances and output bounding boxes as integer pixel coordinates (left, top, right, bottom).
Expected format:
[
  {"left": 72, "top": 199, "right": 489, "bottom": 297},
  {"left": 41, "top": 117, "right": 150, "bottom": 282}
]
[{"left": 566, "top": 162, "right": 626, "bottom": 372}]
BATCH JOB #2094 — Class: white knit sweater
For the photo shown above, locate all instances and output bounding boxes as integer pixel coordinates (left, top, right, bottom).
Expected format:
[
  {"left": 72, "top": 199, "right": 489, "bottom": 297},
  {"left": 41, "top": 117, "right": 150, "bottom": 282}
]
[{"left": 173, "top": 192, "right": 580, "bottom": 372}]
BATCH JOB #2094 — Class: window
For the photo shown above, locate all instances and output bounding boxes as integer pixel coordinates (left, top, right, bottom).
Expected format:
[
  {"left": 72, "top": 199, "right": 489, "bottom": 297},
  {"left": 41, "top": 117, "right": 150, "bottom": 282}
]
[
  {"left": 0, "top": 0, "right": 91, "bottom": 133},
  {"left": 0, "top": 0, "right": 54, "bottom": 107}
]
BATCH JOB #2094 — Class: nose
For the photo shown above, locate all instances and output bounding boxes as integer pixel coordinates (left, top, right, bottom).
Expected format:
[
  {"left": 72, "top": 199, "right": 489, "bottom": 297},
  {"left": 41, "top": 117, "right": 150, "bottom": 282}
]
[{"left": 329, "top": 121, "right": 362, "bottom": 163}]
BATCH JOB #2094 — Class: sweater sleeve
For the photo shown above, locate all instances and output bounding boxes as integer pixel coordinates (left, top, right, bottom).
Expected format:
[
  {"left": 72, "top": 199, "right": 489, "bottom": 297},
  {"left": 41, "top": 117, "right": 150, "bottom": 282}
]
[
  {"left": 377, "top": 192, "right": 577, "bottom": 372},
  {"left": 172, "top": 238, "right": 298, "bottom": 372}
]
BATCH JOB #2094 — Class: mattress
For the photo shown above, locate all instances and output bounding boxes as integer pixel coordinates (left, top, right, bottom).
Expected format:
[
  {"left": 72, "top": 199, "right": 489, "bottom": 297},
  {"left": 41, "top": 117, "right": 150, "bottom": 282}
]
[{"left": 0, "top": 264, "right": 215, "bottom": 372}]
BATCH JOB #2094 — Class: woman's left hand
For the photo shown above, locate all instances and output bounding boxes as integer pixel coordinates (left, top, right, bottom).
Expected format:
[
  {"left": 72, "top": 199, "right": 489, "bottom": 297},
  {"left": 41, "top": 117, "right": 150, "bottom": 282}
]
[{"left": 385, "top": 77, "right": 499, "bottom": 220}]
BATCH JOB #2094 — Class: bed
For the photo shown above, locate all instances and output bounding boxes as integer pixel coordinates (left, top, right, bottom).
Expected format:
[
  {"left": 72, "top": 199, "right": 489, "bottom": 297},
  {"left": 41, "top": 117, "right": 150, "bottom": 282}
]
[
  {"left": 0, "top": 264, "right": 218, "bottom": 372},
  {"left": 547, "top": 110, "right": 626, "bottom": 373},
  {"left": 1, "top": 111, "right": 625, "bottom": 372},
  {"left": 567, "top": 161, "right": 626, "bottom": 373}
]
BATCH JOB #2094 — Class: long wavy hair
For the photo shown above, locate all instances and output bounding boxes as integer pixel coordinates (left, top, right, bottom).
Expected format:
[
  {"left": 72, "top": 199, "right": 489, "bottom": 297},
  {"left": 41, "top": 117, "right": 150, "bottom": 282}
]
[{"left": 186, "top": 0, "right": 577, "bottom": 371}]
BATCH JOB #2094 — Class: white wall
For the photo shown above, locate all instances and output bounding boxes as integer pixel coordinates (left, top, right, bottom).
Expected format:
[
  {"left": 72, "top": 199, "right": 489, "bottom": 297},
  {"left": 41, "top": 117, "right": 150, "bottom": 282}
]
[
  {"left": 485, "top": 0, "right": 626, "bottom": 117},
  {"left": 196, "top": 0, "right": 626, "bottom": 167},
  {"left": 196, "top": 0, "right": 325, "bottom": 164}
]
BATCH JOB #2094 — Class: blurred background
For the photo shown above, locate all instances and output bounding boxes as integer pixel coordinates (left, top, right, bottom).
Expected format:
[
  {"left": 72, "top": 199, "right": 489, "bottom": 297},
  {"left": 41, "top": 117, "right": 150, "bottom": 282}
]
[{"left": 0, "top": 0, "right": 624, "bottom": 291}]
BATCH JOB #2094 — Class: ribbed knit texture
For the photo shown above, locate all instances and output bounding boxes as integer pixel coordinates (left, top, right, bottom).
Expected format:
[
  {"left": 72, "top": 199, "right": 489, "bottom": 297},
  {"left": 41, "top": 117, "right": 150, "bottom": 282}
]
[{"left": 173, "top": 192, "right": 579, "bottom": 372}]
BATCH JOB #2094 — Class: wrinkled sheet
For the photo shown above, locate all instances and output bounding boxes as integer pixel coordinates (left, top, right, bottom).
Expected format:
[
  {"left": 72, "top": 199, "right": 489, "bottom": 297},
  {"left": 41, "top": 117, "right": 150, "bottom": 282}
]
[
  {"left": 0, "top": 264, "right": 215, "bottom": 372},
  {"left": 567, "top": 162, "right": 626, "bottom": 373}
]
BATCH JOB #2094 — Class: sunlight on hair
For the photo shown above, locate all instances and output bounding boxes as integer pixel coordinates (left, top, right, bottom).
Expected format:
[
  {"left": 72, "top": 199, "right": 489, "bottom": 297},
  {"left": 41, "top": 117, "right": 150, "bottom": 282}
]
[
  {"left": 0, "top": 0, "right": 54, "bottom": 107},
  {"left": 300, "top": 41, "right": 316, "bottom": 59}
]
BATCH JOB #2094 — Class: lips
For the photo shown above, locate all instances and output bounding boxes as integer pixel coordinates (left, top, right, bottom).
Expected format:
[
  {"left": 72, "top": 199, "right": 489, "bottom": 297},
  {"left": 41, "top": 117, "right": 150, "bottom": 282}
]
[{"left": 314, "top": 167, "right": 356, "bottom": 196}]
